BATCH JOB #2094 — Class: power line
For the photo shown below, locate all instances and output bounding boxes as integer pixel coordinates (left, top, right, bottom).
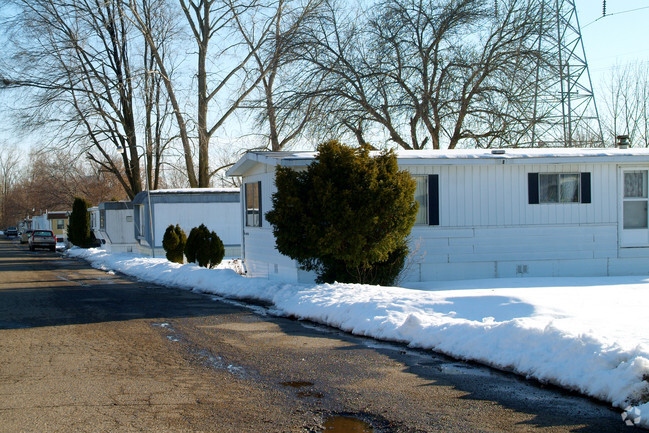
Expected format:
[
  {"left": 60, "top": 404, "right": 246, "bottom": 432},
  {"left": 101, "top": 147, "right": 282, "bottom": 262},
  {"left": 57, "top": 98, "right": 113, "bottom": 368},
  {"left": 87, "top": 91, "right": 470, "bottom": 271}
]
[{"left": 583, "top": 5, "right": 649, "bottom": 29}]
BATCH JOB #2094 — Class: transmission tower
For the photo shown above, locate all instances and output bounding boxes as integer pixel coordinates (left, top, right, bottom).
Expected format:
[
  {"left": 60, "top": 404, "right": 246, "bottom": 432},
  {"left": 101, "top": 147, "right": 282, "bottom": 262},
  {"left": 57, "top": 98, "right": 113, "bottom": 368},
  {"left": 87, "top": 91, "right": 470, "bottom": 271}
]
[{"left": 528, "top": 0, "right": 604, "bottom": 147}]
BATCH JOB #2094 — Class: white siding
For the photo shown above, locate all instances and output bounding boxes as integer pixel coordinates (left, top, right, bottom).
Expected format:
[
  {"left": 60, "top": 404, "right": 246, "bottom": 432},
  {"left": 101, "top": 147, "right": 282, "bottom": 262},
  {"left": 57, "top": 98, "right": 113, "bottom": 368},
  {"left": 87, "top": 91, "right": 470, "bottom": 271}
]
[
  {"left": 404, "top": 162, "right": 616, "bottom": 227},
  {"left": 405, "top": 224, "right": 620, "bottom": 281},
  {"left": 240, "top": 169, "right": 285, "bottom": 278},
  {"left": 239, "top": 158, "right": 649, "bottom": 283},
  {"left": 105, "top": 209, "right": 135, "bottom": 245},
  {"left": 243, "top": 228, "right": 302, "bottom": 281},
  {"left": 155, "top": 202, "right": 241, "bottom": 256}
]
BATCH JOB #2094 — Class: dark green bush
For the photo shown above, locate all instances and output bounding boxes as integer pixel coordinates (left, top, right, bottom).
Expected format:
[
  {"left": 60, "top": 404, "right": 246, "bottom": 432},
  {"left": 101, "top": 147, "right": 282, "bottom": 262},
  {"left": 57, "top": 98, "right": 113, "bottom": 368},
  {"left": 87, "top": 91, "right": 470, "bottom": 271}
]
[
  {"left": 266, "top": 140, "right": 417, "bottom": 285},
  {"left": 67, "top": 197, "right": 92, "bottom": 248},
  {"left": 184, "top": 224, "right": 225, "bottom": 269},
  {"left": 162, "top": 224, "right": 186, "bottom": 264},
  {"left": 316, "top": 242, "right": 409, "bottom": 286}
]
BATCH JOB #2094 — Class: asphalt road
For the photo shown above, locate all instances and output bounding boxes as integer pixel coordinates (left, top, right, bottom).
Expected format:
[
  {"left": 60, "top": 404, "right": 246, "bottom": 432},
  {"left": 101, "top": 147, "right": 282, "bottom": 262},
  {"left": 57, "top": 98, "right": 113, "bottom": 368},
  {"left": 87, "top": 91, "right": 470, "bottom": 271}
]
[{"left": 0, "top": 237, "right": 629, "bottom": 432}]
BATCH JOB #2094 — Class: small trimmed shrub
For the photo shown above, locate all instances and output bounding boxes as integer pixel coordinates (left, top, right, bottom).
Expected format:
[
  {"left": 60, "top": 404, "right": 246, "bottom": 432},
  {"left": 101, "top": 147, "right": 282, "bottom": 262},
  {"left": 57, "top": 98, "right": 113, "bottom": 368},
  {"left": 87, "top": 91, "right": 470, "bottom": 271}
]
[
  {"left": 184, "top": 224, "right": 225, "bottom": 269},
  {"left": 162, "top": 224, "right": 186, "bottom": 264}
]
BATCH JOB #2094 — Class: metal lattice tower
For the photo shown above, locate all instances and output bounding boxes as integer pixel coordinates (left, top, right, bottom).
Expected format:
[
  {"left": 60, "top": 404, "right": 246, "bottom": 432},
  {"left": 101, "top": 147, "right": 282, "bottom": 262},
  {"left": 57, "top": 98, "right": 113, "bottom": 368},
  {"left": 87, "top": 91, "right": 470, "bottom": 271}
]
[{"left": 528, "top": 0, "right": 604, "bottom": 147}]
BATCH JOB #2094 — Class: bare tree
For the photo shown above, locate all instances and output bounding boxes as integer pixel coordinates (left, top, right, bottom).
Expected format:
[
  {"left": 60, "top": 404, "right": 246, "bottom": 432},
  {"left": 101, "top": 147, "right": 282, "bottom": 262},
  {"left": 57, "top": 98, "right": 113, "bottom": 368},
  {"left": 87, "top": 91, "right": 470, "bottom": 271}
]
[
  {"left": 1, "top": 0, "right": 176, "bottom": 199},
  {"left": 129, "top": 0, "right": 284, "bottom": 186},
  {"left": 240, "top": 0, "right": 327, "bottom": 151},
  {"left": 289, "top": 0, "right": 546, "bottom": 149},
  {"left": 600, "top": 61, "right": 649, "bottom": 147},
  {"left": 138, "top": 0, "right": 179, "bottom": 189},
  {"left": 0, "top": 144, "right": 22, "bottom": 227},
  {"left": 1, "top": 149, "right": 127, "bottom": 229}
]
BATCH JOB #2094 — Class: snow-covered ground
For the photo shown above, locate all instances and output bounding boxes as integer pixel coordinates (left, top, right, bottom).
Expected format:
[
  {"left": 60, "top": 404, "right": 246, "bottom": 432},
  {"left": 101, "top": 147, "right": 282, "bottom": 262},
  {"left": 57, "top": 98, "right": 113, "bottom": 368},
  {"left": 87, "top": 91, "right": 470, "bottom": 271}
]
[{"left": 67, "top": 247, "right": 649, "bottom": 428}]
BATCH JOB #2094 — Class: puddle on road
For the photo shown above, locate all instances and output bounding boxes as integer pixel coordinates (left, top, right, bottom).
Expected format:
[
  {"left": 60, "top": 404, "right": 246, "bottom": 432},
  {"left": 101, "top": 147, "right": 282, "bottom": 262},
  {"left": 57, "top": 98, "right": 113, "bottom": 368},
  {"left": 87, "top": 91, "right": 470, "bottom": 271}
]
[
  {"left": 297, "top": 389, "right": 324, "bottom": 398},
  {"left": 321, "top": 416, "right": 373, "bottom": 432}
]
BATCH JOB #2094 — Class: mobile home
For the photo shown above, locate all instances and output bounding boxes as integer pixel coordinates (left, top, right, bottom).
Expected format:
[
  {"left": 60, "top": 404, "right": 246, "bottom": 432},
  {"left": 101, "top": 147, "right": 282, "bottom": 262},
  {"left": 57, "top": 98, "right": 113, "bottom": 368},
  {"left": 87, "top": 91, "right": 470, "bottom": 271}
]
[
  {"left": 227, "top": 148, "right": 649, "bottom": 283},
  {"left": 95, "top": 201, "right": 136, "bottom": 253},
  {"left": 131, "top": 188, "right": 241, "bottom": 258}
]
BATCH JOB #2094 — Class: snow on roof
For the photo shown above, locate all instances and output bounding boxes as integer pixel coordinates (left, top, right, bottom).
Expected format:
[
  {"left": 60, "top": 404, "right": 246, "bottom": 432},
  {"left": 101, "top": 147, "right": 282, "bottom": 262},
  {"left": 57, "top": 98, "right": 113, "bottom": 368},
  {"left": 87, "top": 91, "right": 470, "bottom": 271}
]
[
  {"left": 149, "top": 187, "right": 240, "bottom": 194},
  {"left": 228, "top": 147, "right": 649, "bottom": 175},
  {"left": 394, "top": 147, "right": 649, "bottom": 159}
]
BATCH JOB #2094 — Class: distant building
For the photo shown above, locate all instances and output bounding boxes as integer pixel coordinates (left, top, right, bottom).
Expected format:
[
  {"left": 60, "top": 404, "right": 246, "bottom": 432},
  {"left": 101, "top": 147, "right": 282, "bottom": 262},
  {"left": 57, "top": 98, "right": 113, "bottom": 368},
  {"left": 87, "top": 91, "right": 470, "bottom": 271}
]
[
  {"left": 131, "top": 188, "right": 241, "bottom": 258},
  {"left": 90, "top": 201, "right": 136, "bottom": 253},
  {"left": 46, "top": 211, "right": 70, "bottom": 237}
]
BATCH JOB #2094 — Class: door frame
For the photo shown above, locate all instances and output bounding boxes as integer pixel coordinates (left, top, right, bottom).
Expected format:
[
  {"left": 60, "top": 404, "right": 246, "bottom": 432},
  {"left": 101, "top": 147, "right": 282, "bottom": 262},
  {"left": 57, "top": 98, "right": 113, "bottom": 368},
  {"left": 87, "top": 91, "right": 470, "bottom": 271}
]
[{"left": 619, "top": 166, "right": 649, "bottom": 247}]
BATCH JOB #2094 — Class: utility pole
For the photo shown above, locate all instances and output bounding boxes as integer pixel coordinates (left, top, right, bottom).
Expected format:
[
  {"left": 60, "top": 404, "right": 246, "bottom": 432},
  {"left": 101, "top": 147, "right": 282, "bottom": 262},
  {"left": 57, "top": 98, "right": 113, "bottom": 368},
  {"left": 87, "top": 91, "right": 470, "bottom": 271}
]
[{"left": 527, "top": 0, "right": 604, "bottom": 147}]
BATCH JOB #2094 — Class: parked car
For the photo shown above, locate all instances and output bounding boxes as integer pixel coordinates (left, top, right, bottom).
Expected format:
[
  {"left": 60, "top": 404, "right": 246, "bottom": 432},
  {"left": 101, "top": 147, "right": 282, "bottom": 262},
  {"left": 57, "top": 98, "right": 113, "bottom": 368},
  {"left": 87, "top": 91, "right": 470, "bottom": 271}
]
[
  {"left": 55, "top": 235, "right": 67, "bottom": 251},
  {"left": 5, "top": 226, "right": 18, "bottom": 237},
  {"left": 20, "top": 230, "right": 33, "bottom": 244},
  {"left": 29, "top": 230, "right": 56, "bottom": 251}
]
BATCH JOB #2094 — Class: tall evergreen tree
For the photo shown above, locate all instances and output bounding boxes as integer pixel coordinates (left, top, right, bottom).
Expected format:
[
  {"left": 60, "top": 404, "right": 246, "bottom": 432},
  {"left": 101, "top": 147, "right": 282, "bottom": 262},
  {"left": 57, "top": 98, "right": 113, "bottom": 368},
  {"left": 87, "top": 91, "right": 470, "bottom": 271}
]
[{"left": 67, "top": 197, "right": 91, "bottom": 248}]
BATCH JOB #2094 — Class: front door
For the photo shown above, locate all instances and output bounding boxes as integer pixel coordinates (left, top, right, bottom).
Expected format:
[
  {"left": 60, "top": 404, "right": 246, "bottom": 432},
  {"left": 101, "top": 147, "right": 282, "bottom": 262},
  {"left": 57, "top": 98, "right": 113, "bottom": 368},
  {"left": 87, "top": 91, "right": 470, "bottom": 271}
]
[{"left": 621, "top": 169, "right": 649, "bottom": 247}]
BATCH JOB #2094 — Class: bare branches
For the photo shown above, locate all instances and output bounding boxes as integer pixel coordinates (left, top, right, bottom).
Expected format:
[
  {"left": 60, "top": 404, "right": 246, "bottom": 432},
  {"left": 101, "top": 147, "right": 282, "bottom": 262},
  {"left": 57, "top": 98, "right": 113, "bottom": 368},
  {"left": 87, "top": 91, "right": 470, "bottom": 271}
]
[
  {"left": 278, "top": 0, "right": 548, "bottom": 149},
  {"left": 600, "top": 61, "right": 649, "bottom": 147}
]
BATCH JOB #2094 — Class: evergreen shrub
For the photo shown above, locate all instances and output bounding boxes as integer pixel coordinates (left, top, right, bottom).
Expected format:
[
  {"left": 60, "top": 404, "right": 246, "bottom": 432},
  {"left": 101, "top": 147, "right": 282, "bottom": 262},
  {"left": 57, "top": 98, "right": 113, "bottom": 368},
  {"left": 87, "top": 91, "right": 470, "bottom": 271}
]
[
  {"left": 184, "top": 224, "right": 225, "bottom": 269},
  {"left": 265, "top": 140, "right": 417, "bottom": 285},
  {"left": 67, "top": 197, "right": 92, "bottom": 248},
  {"left": 162, "top": 224, "right": 186, "bottom": 264}
]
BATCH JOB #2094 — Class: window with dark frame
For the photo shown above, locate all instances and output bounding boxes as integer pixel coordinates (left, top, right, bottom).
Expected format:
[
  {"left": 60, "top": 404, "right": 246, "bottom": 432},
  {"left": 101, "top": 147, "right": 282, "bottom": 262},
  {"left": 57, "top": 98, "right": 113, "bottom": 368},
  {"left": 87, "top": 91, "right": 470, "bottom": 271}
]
[
  {"left": 528, "top": 172, "right": 591, "bottom": 204},
  {"left": 413, "top": 175, "right": 439, "bottom": 226},
  {"left": 245, "top": 182, "right": 262, "bottom": 227}
]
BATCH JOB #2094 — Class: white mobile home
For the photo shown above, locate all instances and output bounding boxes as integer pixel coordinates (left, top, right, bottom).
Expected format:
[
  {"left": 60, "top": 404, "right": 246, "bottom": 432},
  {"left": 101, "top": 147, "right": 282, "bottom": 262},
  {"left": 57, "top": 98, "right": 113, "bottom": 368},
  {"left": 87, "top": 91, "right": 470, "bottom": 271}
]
[
  {"left": 95, "top": 201, "right": 136, "bottom": 253},
  {"left": 131, "top": 188, "right": 241, "bottom": 258},
  {"left": 227, "top": 148, "right": 649, "bottom": 283}
]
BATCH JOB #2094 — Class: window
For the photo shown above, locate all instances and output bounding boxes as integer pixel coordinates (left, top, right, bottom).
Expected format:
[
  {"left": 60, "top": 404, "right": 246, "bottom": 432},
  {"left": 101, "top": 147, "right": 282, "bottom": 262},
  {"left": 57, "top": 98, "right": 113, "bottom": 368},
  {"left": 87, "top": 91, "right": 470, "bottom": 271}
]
[
  {"left": 245, "top": 182, "right": 262, "bottom": 227},
  {"left": 623, "top": 171, "right": 648, "bottom": 229},
  {"left": 413, "top": 175, "right": 439, "bottom": 226},
  {"left": 540, "top": 173, "right": 579, "bottom": 203},
  {"left": 414, "top": 176, "right": 428, "bottom": 224},
  {"left": 625, "top": 171, "right": 647, "bottom": 198},
  {"left": 136, "top": 204, "right": 145, "bottom": 237},
  {"left": 528, "top": 172, "right": 591, "bottom": 204},
  {"left": 56, "top": 220, "right": 65, "bottom": 230}
]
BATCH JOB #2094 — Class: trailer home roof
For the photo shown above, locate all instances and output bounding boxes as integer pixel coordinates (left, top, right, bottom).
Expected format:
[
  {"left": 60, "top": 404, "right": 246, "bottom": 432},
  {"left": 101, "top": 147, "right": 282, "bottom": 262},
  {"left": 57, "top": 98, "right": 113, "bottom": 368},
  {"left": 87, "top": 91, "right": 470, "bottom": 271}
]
[{"left": 228, "top": 148, "right": 649, "bottom": 176}]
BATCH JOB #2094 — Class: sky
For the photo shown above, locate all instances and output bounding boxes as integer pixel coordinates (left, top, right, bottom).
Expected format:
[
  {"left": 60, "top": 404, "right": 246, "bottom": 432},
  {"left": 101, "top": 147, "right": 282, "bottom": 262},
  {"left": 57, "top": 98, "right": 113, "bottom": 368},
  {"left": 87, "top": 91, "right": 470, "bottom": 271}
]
[
  {"left": 1, "top": 1, "right": 649, "bottom": 154},
  {"left": 575, "top": 0, "right": 649, "bottom": 91}
]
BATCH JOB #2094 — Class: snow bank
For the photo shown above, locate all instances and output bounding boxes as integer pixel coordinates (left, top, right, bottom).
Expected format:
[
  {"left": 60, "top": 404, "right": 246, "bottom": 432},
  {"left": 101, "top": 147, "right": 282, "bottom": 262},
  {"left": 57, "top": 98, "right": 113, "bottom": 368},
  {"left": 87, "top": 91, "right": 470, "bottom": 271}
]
[{"left": 67, "top": 247, "right": 649, "bottom": 428}]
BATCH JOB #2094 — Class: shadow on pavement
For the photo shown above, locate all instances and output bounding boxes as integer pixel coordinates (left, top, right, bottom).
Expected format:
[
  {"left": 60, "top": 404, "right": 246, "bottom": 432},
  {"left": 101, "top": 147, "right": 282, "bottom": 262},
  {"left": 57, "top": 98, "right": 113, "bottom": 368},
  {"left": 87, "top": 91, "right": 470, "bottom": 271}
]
[{"left": 0, "top": 238, "right": 628, "bottom": 432}]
